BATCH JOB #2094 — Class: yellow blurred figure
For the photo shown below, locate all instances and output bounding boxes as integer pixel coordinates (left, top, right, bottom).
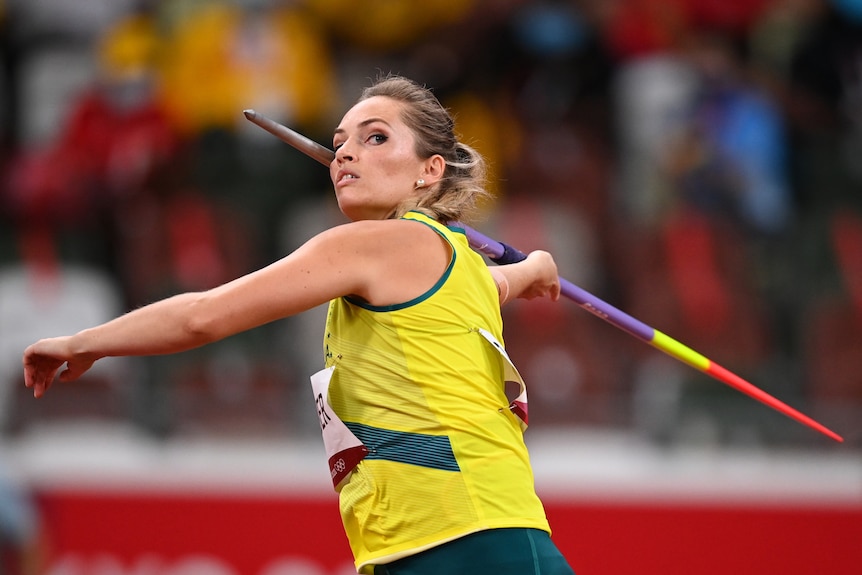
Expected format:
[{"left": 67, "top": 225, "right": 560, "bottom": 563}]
[
  {"left": 160, "top": 1, "right": 338, "bottom": 135},
  {"left": 97, "top": 14, "right": 161, "bottom": 82},
  {"left": 309, "top": 0, "right": 476, "bottom": 51}
]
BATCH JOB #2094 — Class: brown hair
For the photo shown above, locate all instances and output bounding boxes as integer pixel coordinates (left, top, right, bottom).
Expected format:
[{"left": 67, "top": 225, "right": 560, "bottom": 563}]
[{"left": 358, "top": 74, "right": 490, "bottom": 223}]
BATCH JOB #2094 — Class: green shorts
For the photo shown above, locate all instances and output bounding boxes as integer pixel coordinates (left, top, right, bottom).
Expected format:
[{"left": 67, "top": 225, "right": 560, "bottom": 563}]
[{"left": 372, "top": 528, "right": 575, "bottom": 575}]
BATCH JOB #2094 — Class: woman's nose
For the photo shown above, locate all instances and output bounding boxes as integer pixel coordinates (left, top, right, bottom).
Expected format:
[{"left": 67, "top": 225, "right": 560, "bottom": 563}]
[{"left": 335, "top": 142, "right": 354, "bottom": 162}]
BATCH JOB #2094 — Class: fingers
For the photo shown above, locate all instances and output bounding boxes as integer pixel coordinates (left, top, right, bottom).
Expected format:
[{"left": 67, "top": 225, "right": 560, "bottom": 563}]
[
  {"left": 25, "top": 368, "right": 55, "bottom": 398},
  {"left": 25, "top": 357, "right": 93, "bottom": 398},
  {"left": 23, "top": 347, "right": 64, "bottom": 398},
  {"left": 26, "top": 360, "right": 90, "bottom": 398},
  {"left": 33, "top": 381, "right": 49, "bottom": 399},
  {"left": 550, "top": 279, "right": 561, "bottom": 302},
  {"left": 27, "top": 365, "right": 58, "bottom": 398}
]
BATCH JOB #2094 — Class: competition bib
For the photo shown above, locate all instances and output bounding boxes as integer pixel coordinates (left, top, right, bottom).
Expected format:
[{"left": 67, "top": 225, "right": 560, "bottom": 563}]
[
  {"left": 310, "top": 366, "right": 369, "bottom": 490},
  {"left": 476, "top": 327, "right": 529, "bottom": 430}
]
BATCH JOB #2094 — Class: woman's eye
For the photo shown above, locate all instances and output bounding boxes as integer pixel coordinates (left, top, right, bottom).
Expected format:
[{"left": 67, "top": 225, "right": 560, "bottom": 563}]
[
  {"left": 333, "top": 142, "right": 344, "bottom": 151},
  {"left": 368, "top": 134, "right": 387, "bottom": 145}
]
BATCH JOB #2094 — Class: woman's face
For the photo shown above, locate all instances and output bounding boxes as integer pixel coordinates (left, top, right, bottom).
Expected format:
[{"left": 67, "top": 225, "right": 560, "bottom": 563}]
[{"left": 330, "top": 96, "right": 431, "bottom": 221}]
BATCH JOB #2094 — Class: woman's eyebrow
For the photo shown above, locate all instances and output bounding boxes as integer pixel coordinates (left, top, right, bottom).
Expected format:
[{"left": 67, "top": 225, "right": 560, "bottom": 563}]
[{"left": 333, "top": 117, "right": 391, "bottom": 137}]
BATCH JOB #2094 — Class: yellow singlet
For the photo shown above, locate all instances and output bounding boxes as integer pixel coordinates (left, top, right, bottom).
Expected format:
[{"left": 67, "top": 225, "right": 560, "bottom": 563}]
[{"left": 323, "top": 212, "right": 550, "bottom": 574}]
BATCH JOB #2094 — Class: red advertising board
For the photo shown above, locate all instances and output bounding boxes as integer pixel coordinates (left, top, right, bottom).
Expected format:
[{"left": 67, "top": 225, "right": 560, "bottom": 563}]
[
  {"left": 11, "top": 432, "right": 861, "bottom": 575},
  {"left": 32, "top": 488, "right": 862, "bottom": 575}
]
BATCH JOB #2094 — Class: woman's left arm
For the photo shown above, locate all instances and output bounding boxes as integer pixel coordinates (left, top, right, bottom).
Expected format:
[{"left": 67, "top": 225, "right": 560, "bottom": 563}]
[{"left": 488, "top": 250, "right": 561, "bottom": 306}]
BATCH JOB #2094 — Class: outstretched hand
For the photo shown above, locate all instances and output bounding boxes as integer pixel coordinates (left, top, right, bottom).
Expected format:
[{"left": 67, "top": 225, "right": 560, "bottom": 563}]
[{"left": 23, "top": 337, "right": 95, "bottom": 398}]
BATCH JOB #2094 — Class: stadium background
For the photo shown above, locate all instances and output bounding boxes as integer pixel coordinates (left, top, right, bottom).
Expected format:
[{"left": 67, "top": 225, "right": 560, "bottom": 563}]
[{"left": 0, "top": 1, "right": 860, "bottom": 573}]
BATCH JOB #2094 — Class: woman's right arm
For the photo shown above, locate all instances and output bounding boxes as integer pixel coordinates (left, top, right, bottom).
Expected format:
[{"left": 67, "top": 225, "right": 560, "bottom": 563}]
[{"left": 23, "top": 221, "right": 388, "bottom": 397}]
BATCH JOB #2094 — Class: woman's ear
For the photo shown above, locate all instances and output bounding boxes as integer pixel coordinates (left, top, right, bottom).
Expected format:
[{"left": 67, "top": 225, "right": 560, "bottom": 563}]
[{"left": 421, "top": 154, "right": 446, "bottom": 187}]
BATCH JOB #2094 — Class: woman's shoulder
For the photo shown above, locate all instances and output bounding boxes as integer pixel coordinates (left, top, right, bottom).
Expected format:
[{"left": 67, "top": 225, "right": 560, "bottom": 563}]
[
  {"left": 316, "top": 218, "right": 451, "bottom": 306},
  {"left": 323, "top": 217, "right": 444, "bottom": 251}
]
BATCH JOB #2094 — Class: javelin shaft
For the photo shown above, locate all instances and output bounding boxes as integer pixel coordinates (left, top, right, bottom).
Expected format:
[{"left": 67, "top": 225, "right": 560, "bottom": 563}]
[
  {"left": 464, "top": 228, "right": 843, "bottom": 443},
  {"left": 244, "top": 110, "right": 336, "bottom": 165},
  {"left": 242, "top": 109, "right": 843, "bottom": 443}
]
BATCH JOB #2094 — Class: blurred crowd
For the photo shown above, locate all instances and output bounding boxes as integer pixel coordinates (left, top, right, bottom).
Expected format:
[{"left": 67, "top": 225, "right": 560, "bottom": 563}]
[{"left": 0, "top": 0, "right": 861, "bottom": 451}]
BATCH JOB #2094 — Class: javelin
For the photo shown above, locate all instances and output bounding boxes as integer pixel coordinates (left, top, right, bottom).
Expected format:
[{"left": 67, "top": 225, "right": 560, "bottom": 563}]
[{"left": 242, "top": 109, "right": 843, "bottom": 443}]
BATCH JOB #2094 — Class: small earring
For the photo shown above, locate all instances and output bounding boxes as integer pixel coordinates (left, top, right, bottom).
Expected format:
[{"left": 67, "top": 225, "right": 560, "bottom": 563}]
[{"left": 416, "top": 178, "right": 425, "bottom": 188}]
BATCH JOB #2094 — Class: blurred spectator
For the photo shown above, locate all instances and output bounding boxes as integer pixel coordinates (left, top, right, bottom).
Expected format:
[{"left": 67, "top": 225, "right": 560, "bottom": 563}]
[
  {"left": 160, "top": 0, "right": 338, "bottom": 136},
  {"left": 670, "top": 32, "right": 793, "bottom": 236},
  {"left": 612, "top": 53, "right": 698, "bottom": 226},
  {"left": 310, "top": 0, "right": 476, "bottom": 53},
  {"left": 2, "top": 11, "right": 182, "bottom": 281},
  {"left": 158, "top": 0, "right": 339, "bottom": 266}
]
